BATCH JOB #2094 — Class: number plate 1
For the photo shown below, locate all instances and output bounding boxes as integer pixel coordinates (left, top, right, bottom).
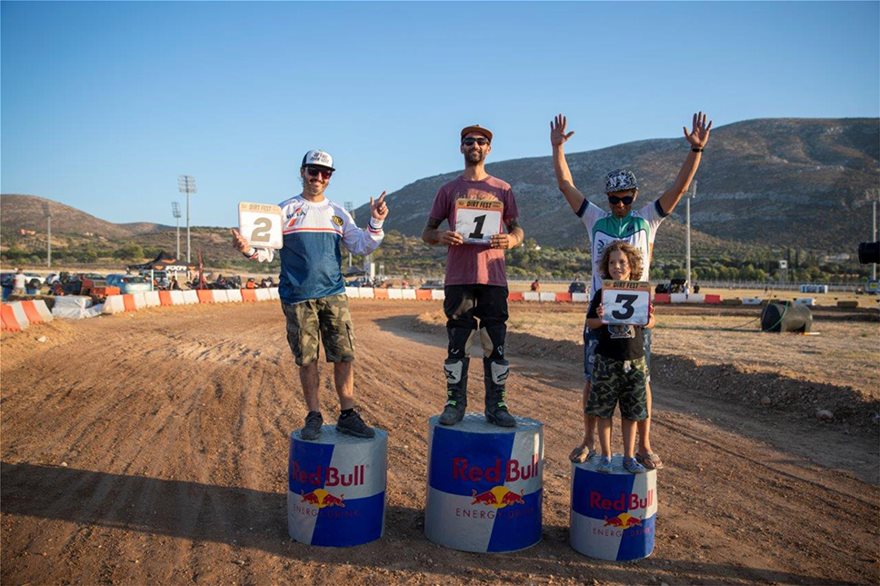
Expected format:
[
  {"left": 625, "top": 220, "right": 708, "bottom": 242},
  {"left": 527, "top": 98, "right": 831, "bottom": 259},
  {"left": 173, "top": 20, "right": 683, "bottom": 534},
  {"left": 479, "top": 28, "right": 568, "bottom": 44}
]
[
  {"left": 238, "top": 202, "right": 283, "bottom": 250},
  {"left": 454, "top": 199, "right": 503, "bottom": 245},
  {"left": 601, "top": 280, "right": 651, "bottom": 326}
]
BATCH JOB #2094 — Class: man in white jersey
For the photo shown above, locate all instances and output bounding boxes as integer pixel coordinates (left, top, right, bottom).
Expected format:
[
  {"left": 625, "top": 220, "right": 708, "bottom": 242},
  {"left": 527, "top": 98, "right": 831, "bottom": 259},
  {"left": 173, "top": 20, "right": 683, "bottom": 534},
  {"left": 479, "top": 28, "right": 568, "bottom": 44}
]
[
  {"left": 550, "top": 112, "right": 712, "bottom": 469},
  {"left": 232, "top": 149, "right": 389, "bottom": 441}
]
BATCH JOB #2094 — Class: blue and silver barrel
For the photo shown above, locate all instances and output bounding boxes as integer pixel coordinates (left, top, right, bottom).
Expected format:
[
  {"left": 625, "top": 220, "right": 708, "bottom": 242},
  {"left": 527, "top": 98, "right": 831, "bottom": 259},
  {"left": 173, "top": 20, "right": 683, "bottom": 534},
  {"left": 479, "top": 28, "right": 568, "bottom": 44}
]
[
  {"left": 287, "top": 426, "right": 387, "bottom": 547},
  {"left": 425, "top": 414, "right": 543, "bottom": 552},
  {"left": 570, "top": 455, "right": 657, "bottom": 560}
]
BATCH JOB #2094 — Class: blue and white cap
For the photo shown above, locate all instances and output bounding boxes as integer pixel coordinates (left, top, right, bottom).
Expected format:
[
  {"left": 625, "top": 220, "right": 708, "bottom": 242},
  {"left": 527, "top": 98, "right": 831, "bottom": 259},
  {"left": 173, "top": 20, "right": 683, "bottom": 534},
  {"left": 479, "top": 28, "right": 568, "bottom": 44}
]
[
  {"left": 605, "top": 168, "right": 638, "bottom": 193},
  {"left": 301, "top": 149, "right": 335, "bottom": 171}
]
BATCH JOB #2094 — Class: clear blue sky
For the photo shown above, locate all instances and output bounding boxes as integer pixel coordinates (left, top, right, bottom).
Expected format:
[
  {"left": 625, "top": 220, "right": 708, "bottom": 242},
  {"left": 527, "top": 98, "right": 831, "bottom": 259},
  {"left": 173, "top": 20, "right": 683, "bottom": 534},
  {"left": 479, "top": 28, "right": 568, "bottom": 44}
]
[{"left": 2, "top": 1, "right": 878, "bottom": 228}]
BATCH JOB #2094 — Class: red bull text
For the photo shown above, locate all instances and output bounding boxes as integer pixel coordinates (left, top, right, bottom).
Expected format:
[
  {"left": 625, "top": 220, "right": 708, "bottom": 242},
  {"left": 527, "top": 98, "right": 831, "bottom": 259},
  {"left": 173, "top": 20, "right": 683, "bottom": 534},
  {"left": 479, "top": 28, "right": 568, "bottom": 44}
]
[
  {"left": 451, "top": 455, "right": 539, "bottom": 483},
  {"left": 590, "top": 489, "right": 654, "bottom": 512},
  {"left": 291, "top": 462, "right": 366, "bottom": 487}
]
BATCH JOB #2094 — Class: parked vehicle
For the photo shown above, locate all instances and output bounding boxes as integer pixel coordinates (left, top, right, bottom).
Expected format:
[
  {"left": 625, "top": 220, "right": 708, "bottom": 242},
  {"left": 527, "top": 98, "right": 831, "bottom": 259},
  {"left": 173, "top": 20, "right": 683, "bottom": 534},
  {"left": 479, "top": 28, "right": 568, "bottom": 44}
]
[
  {"left": 106, "top": 274, "right": 152, "bottom": 294},
  {"left": 419, "top": 279, "right": 445, "bottom": 290}
]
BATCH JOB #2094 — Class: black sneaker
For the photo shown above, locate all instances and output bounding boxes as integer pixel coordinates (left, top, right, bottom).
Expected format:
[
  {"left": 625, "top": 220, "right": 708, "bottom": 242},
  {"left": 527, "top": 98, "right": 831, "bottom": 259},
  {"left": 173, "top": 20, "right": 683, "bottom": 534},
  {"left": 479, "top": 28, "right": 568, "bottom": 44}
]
[
  {"left": 300, "top": 411, "right": 323, "bottom": 440},
  {"left": 336, "top": 410, "right": 375, "bottom": 438}
]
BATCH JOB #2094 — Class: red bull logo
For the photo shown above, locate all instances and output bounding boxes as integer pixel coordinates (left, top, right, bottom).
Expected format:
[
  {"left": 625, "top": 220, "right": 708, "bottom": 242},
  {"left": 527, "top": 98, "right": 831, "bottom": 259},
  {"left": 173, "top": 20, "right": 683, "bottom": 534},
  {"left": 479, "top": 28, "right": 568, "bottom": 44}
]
[
  {"left": 300, "top": 488, "right": 345, "bottom": 509},
  {"left": 451, "top": 456, "right": 539, "bottom": 483},
  {"left": 603, "top": 512, "right": 642, "bottom": 529},
  {"left": 291, "top": 462, "right": 366, "bottom": 487},
  {"left": 590, "top": 489, "right": 654, "bottom": 512},
  {"left": 470, "top": 486, "right": 526, "bottom": 509}
]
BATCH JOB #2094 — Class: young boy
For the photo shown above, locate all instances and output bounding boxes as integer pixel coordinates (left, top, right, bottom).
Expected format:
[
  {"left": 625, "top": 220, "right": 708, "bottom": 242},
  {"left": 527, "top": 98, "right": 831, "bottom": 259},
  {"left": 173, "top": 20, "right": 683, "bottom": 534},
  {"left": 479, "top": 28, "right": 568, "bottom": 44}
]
[
  {"left": 551, "top": 112, "right": 712, "bottom": 469},
  {"left": 585, "top": 241, "right": 655, "bottom": 474}
]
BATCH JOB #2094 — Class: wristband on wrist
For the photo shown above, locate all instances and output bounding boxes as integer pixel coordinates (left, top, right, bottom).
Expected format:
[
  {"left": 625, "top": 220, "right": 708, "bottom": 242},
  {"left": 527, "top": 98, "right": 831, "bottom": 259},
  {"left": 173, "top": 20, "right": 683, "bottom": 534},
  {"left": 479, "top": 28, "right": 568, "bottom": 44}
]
[
  {"left": 242, "top": 247, "right": 256, "bottom": 258},
  {"left": 691, "top": 147, "right": 704, "bottom": 153}
]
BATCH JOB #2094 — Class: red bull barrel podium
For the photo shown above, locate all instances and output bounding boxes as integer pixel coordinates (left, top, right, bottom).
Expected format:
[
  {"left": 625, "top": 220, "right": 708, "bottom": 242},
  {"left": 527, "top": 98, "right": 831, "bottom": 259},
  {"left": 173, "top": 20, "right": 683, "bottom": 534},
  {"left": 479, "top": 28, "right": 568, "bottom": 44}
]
[
  {"left": 569, "top": 455, "right": 657, "bottom": 560},
  {"left": 287, "top": 427, "right": 387, "bottom": 547},
  {"left": 425, "top": 414, "right": 543, "bottom": 552}
]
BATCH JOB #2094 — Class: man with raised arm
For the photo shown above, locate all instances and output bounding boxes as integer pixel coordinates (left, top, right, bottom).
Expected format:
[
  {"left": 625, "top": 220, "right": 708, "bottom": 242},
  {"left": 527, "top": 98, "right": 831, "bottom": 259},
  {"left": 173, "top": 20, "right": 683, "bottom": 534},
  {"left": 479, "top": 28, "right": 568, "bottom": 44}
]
[
  {"left": 550, "top": 112, "right": 712, "bottom": 469},
  {"left": 422, "top": 125, "right": 525, "bottom": 428},
  {"left": 232, "top": 149, "right": 389, "bottom": 441}
]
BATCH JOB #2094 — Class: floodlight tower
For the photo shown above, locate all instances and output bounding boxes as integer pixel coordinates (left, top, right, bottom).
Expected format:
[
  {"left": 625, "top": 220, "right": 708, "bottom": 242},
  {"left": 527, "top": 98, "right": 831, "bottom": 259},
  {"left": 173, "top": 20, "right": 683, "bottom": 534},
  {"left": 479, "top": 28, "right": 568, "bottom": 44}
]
[
  {"left": 872, "top": 189, "right": 878, "bottom": 281},
  {"left": 686, "top": 180, "right": 696, "bottom": 292},
  {"left": 44, "top": 202, "right": 52, "bottom": 268},
  {"left": 177, "top": 175, "right": 197, "bottom": 263},
  {"left": 171, "top": 202, "right": 182, "bottom": 260}
]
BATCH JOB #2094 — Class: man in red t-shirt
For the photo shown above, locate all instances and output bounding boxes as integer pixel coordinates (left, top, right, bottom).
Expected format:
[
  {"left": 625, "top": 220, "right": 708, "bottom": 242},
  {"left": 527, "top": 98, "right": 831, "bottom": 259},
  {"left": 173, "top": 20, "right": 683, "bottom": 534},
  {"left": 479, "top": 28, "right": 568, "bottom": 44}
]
[{"left": 422, "top": 124, "right": 525, "bottom": 427}]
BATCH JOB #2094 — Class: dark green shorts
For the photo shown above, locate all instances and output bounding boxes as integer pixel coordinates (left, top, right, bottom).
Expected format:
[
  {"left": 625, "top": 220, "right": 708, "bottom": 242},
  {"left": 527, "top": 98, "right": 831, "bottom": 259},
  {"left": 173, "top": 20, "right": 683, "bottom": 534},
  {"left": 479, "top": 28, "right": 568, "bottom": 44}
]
[
  {"left": 585, "top": 354, "right": 648, "bottom": 420},
  {"left": 281, "top": 294, "right": 355, "bottom": 366}
]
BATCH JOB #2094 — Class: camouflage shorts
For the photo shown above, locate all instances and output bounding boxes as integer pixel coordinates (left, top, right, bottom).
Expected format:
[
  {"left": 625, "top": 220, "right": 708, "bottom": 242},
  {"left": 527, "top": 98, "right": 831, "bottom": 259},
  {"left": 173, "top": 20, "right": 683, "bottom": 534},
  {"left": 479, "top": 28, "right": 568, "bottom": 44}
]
[
  {"left": 281, "top": 294, "right": 355, "bottom": 366},
  {"left": 585, "top": 354, "right": 648, "bottom": 421}
]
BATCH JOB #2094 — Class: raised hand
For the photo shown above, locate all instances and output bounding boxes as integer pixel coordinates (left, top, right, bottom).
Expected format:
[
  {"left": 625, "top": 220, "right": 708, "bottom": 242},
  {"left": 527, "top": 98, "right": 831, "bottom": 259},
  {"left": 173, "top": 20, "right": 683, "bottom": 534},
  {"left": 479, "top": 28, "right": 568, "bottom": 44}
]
[
  {"left": 230, "top": 228, "right": 250, "bottom": 253},
  {"left": 684, "top": 111, "right": 713, "bottom": 149},
  {"left": 370, "top": 191, "right": 389, "bottom": 221},
  {"left": 550, "top": 114, "right": 575, "bottom": 147}
]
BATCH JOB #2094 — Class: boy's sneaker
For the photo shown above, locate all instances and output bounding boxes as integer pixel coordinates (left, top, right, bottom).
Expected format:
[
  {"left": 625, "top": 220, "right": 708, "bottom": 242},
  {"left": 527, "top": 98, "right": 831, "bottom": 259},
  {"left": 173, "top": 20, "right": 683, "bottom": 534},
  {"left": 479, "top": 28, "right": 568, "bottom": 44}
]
[
  {"left": 597, "top": 456, "right": 613, "bottom": 474},
  {"left": 300, "top": 411, "right": 323, "bottom": 440},
  {"left": 336, "top": 410, "right": 375, "bottom": 439},
  {"left": 623, "top": 457, "right": 647, "bottom": 474}
]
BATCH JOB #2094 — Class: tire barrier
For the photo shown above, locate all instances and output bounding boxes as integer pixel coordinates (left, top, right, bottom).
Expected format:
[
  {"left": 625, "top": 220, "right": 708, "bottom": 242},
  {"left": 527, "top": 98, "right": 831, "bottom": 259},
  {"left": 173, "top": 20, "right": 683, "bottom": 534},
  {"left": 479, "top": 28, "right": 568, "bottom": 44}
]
[
  {"left": 761, "top": 302, "right": 813, "bottom": 333},
  {"left": 570, "top": 457, "right": 657, "bottom": 560},
  {"left": 424, "top": 414, "right": 544, "bottom": 553},
  {"left": 287, "top": 427, "right": 387, "bottom": 547}
]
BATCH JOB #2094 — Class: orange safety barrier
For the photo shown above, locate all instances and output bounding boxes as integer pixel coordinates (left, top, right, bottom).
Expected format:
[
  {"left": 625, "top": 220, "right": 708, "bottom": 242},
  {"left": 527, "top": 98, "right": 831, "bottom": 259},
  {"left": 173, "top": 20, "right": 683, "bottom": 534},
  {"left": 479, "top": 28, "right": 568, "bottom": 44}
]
[
  {"left": 508, "top": 291, "right": 524, "bottom": 302},
  {"left": 654, "top": 293, "right": 671, "bottom": 304},
  {"left": 123, "top": 294, "right": 136, "bottom": 312},
  {"left": 241, "top": 289, "right": 258, "bottom": 302},
  {"left": 1, "top": 304, "right": 22, "bottom": 332},
  {"left": 21, "top": 300, "right": 43, "bottom": 324},
  {"left": 158, "top": 291, "right": 174, "bottom": 306},
  {"left": 415, "top": 289, "right": 433, "bottom": 301},
  {"left": 373, "top": 288, "right": 389, "bottom": 300},
  {"left": 197, "top": 289, "right": 214, "bottom": 304},
  {"left": 705, "top": 294, "right": 722, "bottom": 304},
  {"left": 555, "top": 292, "right": 572, "bottom": 303}
]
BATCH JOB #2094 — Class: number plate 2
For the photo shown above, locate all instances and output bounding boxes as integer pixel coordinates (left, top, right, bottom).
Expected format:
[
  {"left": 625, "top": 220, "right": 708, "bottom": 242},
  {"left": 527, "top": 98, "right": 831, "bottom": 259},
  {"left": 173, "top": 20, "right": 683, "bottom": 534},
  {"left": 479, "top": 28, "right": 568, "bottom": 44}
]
[
  {"left": 454, "top": 199, "right": 503, "bottom": 245},
  {"left": 601, "top": 280, "right": 651, "bottom": 326},
  {"left": 239, "top": 202, "right": 283, "bottom": 250}
]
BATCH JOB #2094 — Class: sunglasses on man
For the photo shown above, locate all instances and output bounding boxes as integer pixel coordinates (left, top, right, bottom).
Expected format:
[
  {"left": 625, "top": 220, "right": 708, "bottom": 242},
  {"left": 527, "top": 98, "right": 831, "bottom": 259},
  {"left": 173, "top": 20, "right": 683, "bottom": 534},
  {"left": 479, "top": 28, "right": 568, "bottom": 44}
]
[
  {"left": 305, "top": 166, "right": 333, "bottom": 179},
  {"left": 607, "top": 195, "right": 634, "bottom": 205},
  {"left": 462, "top": 137, "right": 490, "bottom": 146}
]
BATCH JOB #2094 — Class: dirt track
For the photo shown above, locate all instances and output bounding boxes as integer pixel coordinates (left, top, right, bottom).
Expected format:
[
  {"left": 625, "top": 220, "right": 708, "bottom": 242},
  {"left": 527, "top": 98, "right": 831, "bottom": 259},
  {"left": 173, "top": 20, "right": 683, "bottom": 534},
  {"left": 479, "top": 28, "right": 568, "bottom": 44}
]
[{"left": 2, "top": 300, "right": 878, "bottom": 585}]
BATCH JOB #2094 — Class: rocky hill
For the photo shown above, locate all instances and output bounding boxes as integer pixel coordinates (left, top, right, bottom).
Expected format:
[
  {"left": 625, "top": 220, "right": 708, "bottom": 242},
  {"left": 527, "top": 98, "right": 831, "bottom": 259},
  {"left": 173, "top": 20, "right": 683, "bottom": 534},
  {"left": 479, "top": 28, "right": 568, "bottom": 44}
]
[
  {"left": 2, "top": 118, "right": 877, "bottom": 263},
  {"left": 0, "top": 194, "right": 168, "bottom": 239},
  {"left": 357, "top": 118, "right": 879, "bottom": 254}
]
